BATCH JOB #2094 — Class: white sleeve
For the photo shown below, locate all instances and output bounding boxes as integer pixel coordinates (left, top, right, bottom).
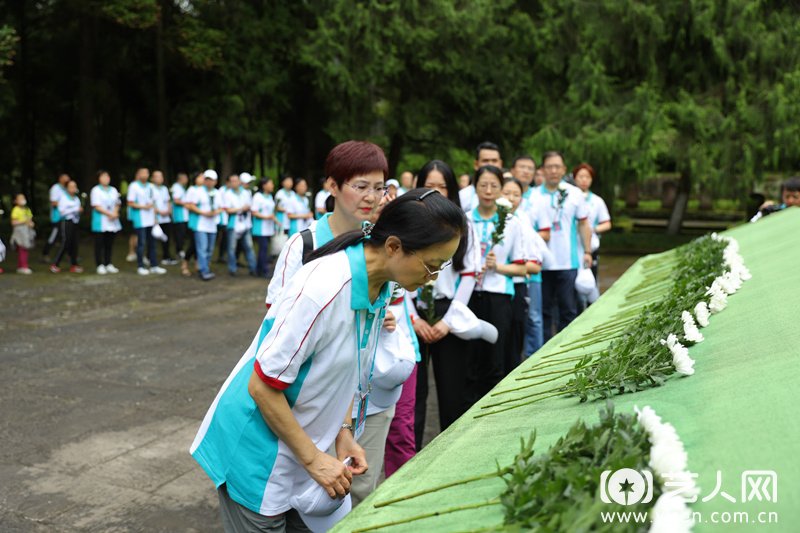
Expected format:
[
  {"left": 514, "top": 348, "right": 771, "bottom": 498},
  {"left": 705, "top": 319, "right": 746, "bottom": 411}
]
[
  {"left": 184, "top": 188, "right": 196, "bottom": 206},
  {"left": 49, "top": 186, "right": 59, "bottom": 203},
  {"left": 508, "top": 218, "right": 527, "bottom": 263},
  {"left": 595, "top": 196, "right": 610, "bottom": 224},
  {"left": 90, "top": 187, "right": 101, "bottom": 207},
  {"left": 265, "top": 233, "right": 304, "bottom": 305},
  {"left": 126, "top": 185, "right": 136, "bottom": 204},
  {"left": 254, "top": 291, "right": 331, "bottom": 389},
  {"left": 522, "top": 223, "right": 543, "bottom": 264},
  {"left": 574, "top": 191, "right": 590, "bottom": 220}
]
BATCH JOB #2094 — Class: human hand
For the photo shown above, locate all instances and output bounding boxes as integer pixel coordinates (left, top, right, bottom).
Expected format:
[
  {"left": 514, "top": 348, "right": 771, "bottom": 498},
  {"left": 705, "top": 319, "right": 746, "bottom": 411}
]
[
  {"left": 412, "top": 318, "right": 436, "bottom": 344},
  {"left": 485, "top": 252, "right": 497, "bottom": 271},
  {"left": 335, "top": 430, "right": 368, "bottom": 476},
  {"left": 383, "top": 311, "right": 397, "bottom": 332},
  {"left": 306, "top": 449, "right": 353, "bottom": 498},
  {"left": 430, "top": 320, "right": 450, "bottom": 342},
  {"left": 583, "top": 252, "right": 592, "bottom": 269}
]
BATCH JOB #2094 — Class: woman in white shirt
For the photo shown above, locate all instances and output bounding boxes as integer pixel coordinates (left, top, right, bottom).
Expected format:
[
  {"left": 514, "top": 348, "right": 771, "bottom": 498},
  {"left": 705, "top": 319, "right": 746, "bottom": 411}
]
[
  {"left": 90, "top": 170, "right": 122, "bottom": 274},
  {"left": 251, "top": 178, "right": 278, "bottom": 278},
  {"left": 191, "top": 190, "right": 466, "bottom": 532},
  {"left": 286, "top": 178, "right": 314, "bottom": 237},
  {"left": 51, "top": 180, "right": 84, "bottom": 273},
  {"left": 467, "top": 165, "right": 528, "bottom": 404},
  {"left": 410, "top": 160, "right": 480, "bottom": 447}
]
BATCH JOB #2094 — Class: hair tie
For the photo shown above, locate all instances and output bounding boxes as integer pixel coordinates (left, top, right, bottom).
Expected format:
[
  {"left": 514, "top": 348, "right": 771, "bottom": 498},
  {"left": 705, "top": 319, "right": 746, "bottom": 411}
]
[
  {"left": 418, "top": 189, "right": 438, "bottom": 201},
  {"left": 362, "top": 222, "right": 374, "bottom": 239}
]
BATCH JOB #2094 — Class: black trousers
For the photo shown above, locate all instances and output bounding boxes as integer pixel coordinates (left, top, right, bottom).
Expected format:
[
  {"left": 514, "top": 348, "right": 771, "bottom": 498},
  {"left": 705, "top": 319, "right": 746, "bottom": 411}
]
[
  {"left": 159, "top": 222, "right": 174, "bottom": 259},
  {"left": 414, "top": 299, "right": 472, "bottom": 450},
  {"left": 94, "top": 232, "right": 116, "bottom": 266},
  {"left": 185, "top": 227, "right": 196, "bottom": 261},
  {"left": 42, "top": 221, "right": 61, "bottom": 256},
  {"left": 508, "top": 282, "right": 528, "bottom": 374},
  {"left": 173, "top": 222, "right": 187, "bottom": 257},
  {"left": 541, "top": 269, "right": 579, "bottom": 342},
  {"left": 216, "top": 224, "right": 228, "bottom": 260},
  {"left": 53, "top": 220, "right": 79, "bottom": 267},
  {"left": 466, "top": 291, "right": 513, "bottom": 406}
]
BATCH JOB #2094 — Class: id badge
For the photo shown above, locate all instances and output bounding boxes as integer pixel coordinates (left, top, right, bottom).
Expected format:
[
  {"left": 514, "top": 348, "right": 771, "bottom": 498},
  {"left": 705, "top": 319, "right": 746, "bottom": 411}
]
[
  {"left": 553, "top": 220, "right": 562, "bottom": 232},
  {"left": 354, "top": 393, "right": 369, "bottom": 441}
]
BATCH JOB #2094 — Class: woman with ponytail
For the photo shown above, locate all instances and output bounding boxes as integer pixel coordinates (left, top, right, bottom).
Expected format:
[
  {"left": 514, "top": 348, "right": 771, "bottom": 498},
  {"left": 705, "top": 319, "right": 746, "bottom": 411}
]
[{"left": 191, "top": 189, "right": 466, "bottom": 532}]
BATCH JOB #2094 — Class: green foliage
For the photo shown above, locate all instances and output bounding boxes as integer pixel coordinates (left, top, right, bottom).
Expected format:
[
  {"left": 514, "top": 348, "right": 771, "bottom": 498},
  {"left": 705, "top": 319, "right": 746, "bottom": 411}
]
[
  {"left": 501, "top": 402, "right": 658, "bottom": 531},
  {"left": 0, "top": 24, "right": 18, "bottom": 70}
]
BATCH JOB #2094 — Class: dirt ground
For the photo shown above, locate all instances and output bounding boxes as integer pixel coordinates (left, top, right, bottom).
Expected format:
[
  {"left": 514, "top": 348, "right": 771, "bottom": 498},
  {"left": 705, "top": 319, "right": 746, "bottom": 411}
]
[{"left": 0, "top": 236, "right": 636, "bottom": 532}]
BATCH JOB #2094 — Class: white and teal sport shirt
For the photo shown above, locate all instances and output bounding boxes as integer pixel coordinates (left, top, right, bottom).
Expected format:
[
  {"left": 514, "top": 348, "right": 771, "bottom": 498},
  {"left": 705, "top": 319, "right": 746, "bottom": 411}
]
[
  {"left": 90, "top": 185, "right": 122, "bottom": 233},
  {"left": 190, "top": 243, "right": 391, "bottom": 516}
]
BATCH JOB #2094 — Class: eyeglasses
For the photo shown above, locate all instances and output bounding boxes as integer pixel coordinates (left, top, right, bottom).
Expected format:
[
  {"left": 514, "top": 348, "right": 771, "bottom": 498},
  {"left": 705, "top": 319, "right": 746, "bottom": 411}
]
[
  {"left": 476, "top": 183, "right": 500, "bottom": 191},
  {"left": 412, "top": 252, "right": 452, "bottom": 278},
  {"left": 346, "top": 182, "right": 388, "bottom": 197}
]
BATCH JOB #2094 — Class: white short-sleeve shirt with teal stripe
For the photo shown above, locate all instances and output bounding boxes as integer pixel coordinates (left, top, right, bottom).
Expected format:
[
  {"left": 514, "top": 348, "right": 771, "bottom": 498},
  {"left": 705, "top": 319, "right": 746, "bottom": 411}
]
[
  {"left": 471, "top": 208, "right": 527, "bottom": 295},
  {"left": 126, "top": 180, "right": 156, "bottom": 229},
  {"left": 251, "top": 192, "right": 277, "bottom": 237},
  {"left": 190, "top": 243, "right": 391, "bottom": 516},
  {"left": 532, "top": 183, "right": 589, "bottom": 270},
  {"left": 90, "top": 185, "right": 122, "bottom": 233},
  {"left": 171, "top": 183, "right": 188, "bottom": 223},
  {"left": 49, "top": 183, "right": 66, "bottom": 223}
]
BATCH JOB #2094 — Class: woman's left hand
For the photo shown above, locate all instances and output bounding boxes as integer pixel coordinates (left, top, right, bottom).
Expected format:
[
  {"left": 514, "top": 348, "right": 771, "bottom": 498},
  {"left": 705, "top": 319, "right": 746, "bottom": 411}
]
[
  {"left": 382, "top": 311, "right": 397, "bottom": 332},
  {"left": 484, "top": 251, "right": 497, "bottom": 271},
  {"left": 335, "top": 429, "right": 368, "bottom": 475},
  {"left": 430, "top": 320, "right": 450, "bottom": 342}
]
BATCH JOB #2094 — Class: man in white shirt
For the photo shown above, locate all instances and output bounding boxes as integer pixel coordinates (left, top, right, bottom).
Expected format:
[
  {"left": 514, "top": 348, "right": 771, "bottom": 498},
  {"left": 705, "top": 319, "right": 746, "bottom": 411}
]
[
  {"left": 185, "top": 169, "right": 222, "bottom": 281},
  {"left": 531, "top": 151, "right": 592, "bottom": 341},
  {"left": 314, "top": 178, "right": 331, "bottom": 218},
  {"left": 459, "top": 141, "right": 503, "bottom": 212},
  {"left": 224, "top": 173, "right": 257, "bottom": 276},
  {"left": 127, "top": 167, "right": 166, "bottom": 276},
  {"left": 151, "top": 170, "right": 177, "bottom": 265},
  {"left": 398, "top": 171, "right": 414, "bottom": 195}
]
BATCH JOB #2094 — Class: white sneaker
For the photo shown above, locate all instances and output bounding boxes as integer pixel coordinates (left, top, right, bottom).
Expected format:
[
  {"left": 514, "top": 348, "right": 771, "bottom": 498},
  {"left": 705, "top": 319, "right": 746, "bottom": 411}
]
[
  {"left": 17, "top": 267, "right": 33, "bottom": 275},
  {"left": 105, "top": 264, "right": 119, "bottom": 274},
  {"left": 137, "top": 267, "right": 150, "bottom": 276},
  {"left": 150, "top": 266, "right": 167, "bottom": 275},
  {"left": 97, "top": 265, "right": 108, "bottom": 275},
  {"left": 126, "top": 253, "right": 136, "bottom": 262}
]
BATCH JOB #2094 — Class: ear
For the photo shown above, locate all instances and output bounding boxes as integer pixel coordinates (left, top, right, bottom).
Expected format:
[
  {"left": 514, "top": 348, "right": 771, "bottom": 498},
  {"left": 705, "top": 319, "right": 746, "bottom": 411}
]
[
  {"left": 384, "top": 235, "right": 403, "bottom": 257},
  {"left": 327, "top": 177, "right": 339, "bottom": 198}
]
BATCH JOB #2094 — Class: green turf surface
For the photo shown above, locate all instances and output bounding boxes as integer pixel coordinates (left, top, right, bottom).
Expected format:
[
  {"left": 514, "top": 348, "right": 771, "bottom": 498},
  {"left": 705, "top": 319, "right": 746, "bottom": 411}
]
[{"left": 336, "top": 208, "right": 800, "bottom": 532}]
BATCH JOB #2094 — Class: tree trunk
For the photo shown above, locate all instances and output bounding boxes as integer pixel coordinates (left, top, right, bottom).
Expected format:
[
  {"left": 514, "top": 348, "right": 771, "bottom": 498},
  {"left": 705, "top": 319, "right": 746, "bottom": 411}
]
[
  {"left": 77, "top": 12, "right": 96, "bottom": 192},
  {"left": 386, "top": 132, "right": 404, "bottom": 180},
  {"left": 667, "top": 171, "right": 691, "bottom": 235},
  {"left": 155, "top": 2, "right": 168, "bottom": 172},
  {"left": 221, "top": 141, "right": 233, "bottom": 180},
  {"left": 624, "top": 182, "right": 639, "bottom": 208}
]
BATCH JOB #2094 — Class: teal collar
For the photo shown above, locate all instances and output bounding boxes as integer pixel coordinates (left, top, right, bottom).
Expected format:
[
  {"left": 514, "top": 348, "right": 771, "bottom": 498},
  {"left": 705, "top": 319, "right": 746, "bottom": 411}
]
[
  {"left": 471, "top": 207, "right": 498, "bottom": 224},
  {"left": 522, "top": 187, "right": 533, "bottom": 199},
  {"left": 345, "top": 242, "right": 391, "bottom": 312},
  {"left": 539, "top": 183, "right": 557, "bottom": 196},
  {"left": 316, "top": 213, "right": 334, "bottom": 246}
]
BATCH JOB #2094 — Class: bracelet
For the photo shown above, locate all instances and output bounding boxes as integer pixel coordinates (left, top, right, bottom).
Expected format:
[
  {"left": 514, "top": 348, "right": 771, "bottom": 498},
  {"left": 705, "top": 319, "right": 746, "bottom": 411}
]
[{"left": 340, "top": 423, "right": 354, "bottom": 433}]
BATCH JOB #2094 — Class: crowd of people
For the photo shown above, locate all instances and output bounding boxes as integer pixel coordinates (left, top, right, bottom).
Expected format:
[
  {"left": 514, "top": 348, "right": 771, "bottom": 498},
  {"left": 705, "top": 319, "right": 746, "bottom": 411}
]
[{"left": 183, "top": 140, "right": 616, "bottom": 532}]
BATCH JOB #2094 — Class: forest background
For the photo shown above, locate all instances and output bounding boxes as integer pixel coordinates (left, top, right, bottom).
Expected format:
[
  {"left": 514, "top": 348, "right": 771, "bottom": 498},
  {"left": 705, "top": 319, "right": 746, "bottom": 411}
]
[{"left": 1, "top": 0, "right": 799, "bottom": 231}]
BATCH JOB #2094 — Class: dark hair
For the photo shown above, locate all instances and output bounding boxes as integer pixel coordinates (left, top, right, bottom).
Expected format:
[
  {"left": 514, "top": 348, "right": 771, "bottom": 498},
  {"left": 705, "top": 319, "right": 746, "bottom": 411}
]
[
  {"left": 475, "top": 141, "right": 501, "bottom": 159},
  {"left": 502, "top": 177, "right": 524, "bottom": 194},
  {"left": 325, "top": 140, "right": 389, "bottom": 187},
  {"left": 307, "top": 189, "right": 468, "bottom": 269},
  {"left": 511, "top": 155, "right": 535, "bottom": 168},
  {"left": 572, "top": 162, "right": 596, "bottom": 180},
  {"left": 258, "top": 178, "right": 272, "bottom": 191},
  {"left": 474, "top": 165, "right": 504, "bottom": 188},
  {"left": 96, "top": 169, "right": 109, "bottom": 180},
  {"left": 541, "top": 151, "right": 564, "bottom": 166},
  {"left": 782, "top": 177, "right": 800, "bottom": 193},
  {"left": 293, "top": 177, "right": 308, "bottom": 190},
  {"left": 417, "top": 160, "right": 466, "bottom": 271},
  {"left": 325, "top": 194, "right": 335, "bottom": 213}
]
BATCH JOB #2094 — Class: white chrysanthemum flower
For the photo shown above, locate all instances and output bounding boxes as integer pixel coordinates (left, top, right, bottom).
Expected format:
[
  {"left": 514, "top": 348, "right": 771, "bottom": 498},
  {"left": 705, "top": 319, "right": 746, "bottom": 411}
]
[
  {"left": 681, "top": 311, "right": 704, "bottom": 343},
  {"left": 723, "top": 271, "right": 742, "bottom": 291},
  {"left": 650, "top": 441, "right": 689, "bottom": 477},
  {"left": 694, "top": 302, "right": 710, "bottom": 327},
  {"left": 650, "top": 493, "right": 694, "bottom": 533},
  {"left": 495, "top": 197, "right": 513, "bottom": 210},
  {"left": 557, "top": 181, "right": 568, "bottom": 191},
  {"left": 707, "top": 285, "right": 728, "bottom": 313},
  {"left": 660, "top": 336, "right": 695, "bottom": 375}
]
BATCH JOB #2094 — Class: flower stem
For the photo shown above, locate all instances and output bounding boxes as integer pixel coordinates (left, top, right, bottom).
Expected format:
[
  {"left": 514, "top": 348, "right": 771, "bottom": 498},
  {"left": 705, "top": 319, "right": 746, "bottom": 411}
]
[
  {"left": 353, "top": 499, "right": 501, "bottom": 532},
  {"left": 521, "top": 354, "right": 589, "bottom": 372},
  {"left": 494, "top": 371, "right": 578, "bottom": 395},
  {"left": 474, "top": 390, "right": 569, "bottom": 418},
  {"left": 481, "top": 385, "right": 565, "bottom": 409},
  {"left": 373, "top": 470, "right": 502, "bottom": 508}
]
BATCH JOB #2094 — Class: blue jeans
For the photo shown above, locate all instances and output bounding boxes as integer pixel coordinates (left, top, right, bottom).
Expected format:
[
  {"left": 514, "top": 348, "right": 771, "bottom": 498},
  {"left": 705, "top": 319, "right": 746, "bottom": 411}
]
[
  {"left": 227, "top": 229, "right": 256, "bottom": 274},
  {"left": 523, "top": 281, "right": 543, "bottom": 357},
  {"left": 195, "top": 231, "right": 216, "bottom": 275},
  {"left": 254, "top": 236, "right": 271, "bottom": 277},
  {"left": 541, "top": 269, "right": 578, "bottom": 342},
  {"left": 135, "top": 226, "right": 158, "bottom": 269}
]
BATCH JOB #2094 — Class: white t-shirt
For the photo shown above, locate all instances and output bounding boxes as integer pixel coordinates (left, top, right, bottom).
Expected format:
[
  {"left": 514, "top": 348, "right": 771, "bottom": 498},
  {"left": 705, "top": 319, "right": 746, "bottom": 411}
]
[
  {"left": 225, "top": 187, "right": 253, "bottom": 233},
  {"left": 284, "top": 192, "right": 312, "bottom": 235},
  {"left": 432, "top": 219, "right": 481, "bottom": 300},
  {"left": 57, "top": 193, "right": 82, "bottom": 223},
  {"left": 90, "top": 185, "right": 122, "bottom": 233},
  {"left": 190, "top": 243, "right": 392, "bottom": 516},
  {"left": 274, "top": 188, "right": 293, "bottom": 228},
  {"left": 127, "top": 180, "right": 156, "bottom": 229},
  {"left": 215, "top": 186, "right": 229, "bottom": 226},
  {"left": 171, "top": 183, "right": 188, "bottom": 223},
  {"left": 184, "top": 186, "right": 199, "bottom": 231},
  {"left": 314, "top": 190, "right": 330, "bottom": 215},
  {"left": 265, "top": 214, "right": 335, "bottom": 306},
  {"left": 153, "top": 184, "right": 172, "bottom": 224},
  {"left": 458, "top": 185, "right": 479, "bottom": 212},
  {"left": 251, "top": 192, "right": 277, "bottom": 237},
  {"left": 512, "top": 214, "right": 544, "bottom": 283},
  {"left": 49, "top": 183, "right": 66, "bottom": 223},
  {"left": 471, "top": 208, "right": 527, "bottom": 295},
  {"left": 189, "top": 186, "right": 219, "bottom": 234},
  {"left": 531, "top": 183, "right": 589, "bottom": 270}
]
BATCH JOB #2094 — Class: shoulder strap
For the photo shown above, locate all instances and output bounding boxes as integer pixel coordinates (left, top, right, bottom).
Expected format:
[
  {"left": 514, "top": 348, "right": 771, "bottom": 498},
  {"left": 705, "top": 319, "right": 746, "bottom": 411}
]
[{"left": 300, "top": 228, "right": 314, "bottom": 264}]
